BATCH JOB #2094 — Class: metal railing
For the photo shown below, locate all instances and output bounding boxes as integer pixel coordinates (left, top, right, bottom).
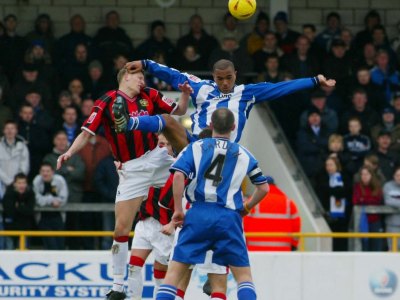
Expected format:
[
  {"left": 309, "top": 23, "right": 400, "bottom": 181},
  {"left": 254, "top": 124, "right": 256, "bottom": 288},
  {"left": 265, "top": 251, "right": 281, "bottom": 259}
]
[{"left": 1, "top": 230, "right": 400, "bottom": 252}]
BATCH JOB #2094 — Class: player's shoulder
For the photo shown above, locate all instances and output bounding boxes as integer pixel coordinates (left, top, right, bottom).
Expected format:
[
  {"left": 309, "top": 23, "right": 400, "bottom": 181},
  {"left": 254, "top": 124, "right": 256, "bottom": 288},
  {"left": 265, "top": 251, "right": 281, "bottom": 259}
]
[
  {"left": 141, "top": 87, "right": 163, "bottom": 99},
  {"left": 97, "top": 90, "right": 117, "bottom": 103}
]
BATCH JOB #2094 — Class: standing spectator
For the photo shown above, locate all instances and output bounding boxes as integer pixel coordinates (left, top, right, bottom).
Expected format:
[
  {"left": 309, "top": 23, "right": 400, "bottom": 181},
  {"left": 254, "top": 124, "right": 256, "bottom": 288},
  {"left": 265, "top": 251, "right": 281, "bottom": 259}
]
[
  {"left": 0, "top": 86, "right": 13, "bottom": 131},
  {"left": 177, "top": 14, "right": 219, "bottom": 64},
  {"left": 302, "top": 23, "right": 324, "bottom": 62},
  {"left": 353, "top": 66, "right": 385, "bottom": 111},
  {"left": 1, "top": 14, "right": 28, "bottom": 84},
  {"left": 54, "top": 90, "right": 74, "bottom": 121},
  {"left": 315, "top": 12, "right": 342, "bottom": 53},
  {"left": 24, "top": 89, "right": 54, "bottom": 136},
  {"left": 43, "top": 130, "right": 85, "bottom": 249},
  {"left": 2, "top": 173, "right": 35, "bottom": 249},
  {"left": 208, "top": 36, "right": 253, "bottom": 84},
  {"left": 273, "top": 11, "right": 300, "bottom": 55},
  {"left": 353, "top": 154, "right": 386, "bottom": 185},
  {"left": 61, "top": 43, "right": 90, "bottom": 87},
  {"left": 176, "top": 45, "right": 206, "bottom": 72},
  {"left": 300, "top": 89, "right": 338, "bottom": 133},
  {"left": 370, "top": 130, "right": 400, "bottom": 182},
  {"left": 18, "top": 103, "right": 52, "bottom": 180},
  {"left": 343, "top": 117, "right": 371, "bottom": 175},
  {"left": 327, "top": 134, "right": 353, "bottom": 179},
  {"left": 252, "top": 31, "right": 284, "bottom": 73},
  {"left": 58, "top": 106, "right": 80, "bottom": 144},
  {"left": 282, "top": 35, "right": 320, "bottom": 79},
  {"left": 256, "top": 54, "right": 286, "bottom": 83},
  {"left": 56, "top": 14, "right": 92, "bottom": 69},
  {"left": 353, "top": 166, "right": 384, "bottom": 251},
  {"left": 135, "top": 20, "right": 175, "bottom": 65},
  {"left": 0, "top": 120, "right": 29, "bottom": 199},
  {"left": 296, "top": 107, "right": 329, "bottom": 181},
  {"left": 84, "top": 60, "right": 110, "bottom": 100},
  {"left": 67, "top": 78, "right": 85, "bottom": 107},
  {"left": 392, "top": 91, "right": 400, "bottom": 123},
  {"left": 371, "top": 107, "right": 400, "bottom": 151},
  {"left": 340, "top": 88, "right": 380, "bottom": 135},
  {"left": 78, "top": 98, "right": 94, "bottom": 125},
  {"left": 33, "top": 162, "right": 68, "bottom": 250},
  {"left": 25, "top": 14, "right": 56, "bottom": 58},
  {"left": 352, "top": 43, "right": 377, "bottom": 72},
  {"left": 216, "top": 12, "right": 244, "bottom": 44},
  {"left": 383, "top": 167, "right": 400, "bottom": 251},
  {"left": 370, "top": 50, "right": 400, "bottom": 104},
  {"left": 94, "top": 155, "right": 118, "bottom": 250},
  {"left": 371, "top": 25, "right": 396, "bottom": 61},
  {"left": 392, "top": 21, "right": 400, "bottom": 65},
  {"left": 340, "top": 28, "right": 355, "bottom": 57},
  {"left": 93, "top": 10, "right": 134, "bottom": 71},
  {"left": 240, "top": 11, "right": 270, "bottom": 55},
  {"left": 354, "top": 10, "right": 382, "bottom": 51},
  {"left": 315, "top": 157, "right": 351, "bottom": 251}
]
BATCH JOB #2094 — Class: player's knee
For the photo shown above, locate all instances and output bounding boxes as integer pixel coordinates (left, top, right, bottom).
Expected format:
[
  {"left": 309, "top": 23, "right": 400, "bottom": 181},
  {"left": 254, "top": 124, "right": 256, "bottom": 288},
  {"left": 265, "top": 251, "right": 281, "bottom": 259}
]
[
  {"left": 154, "top": 260, "right": 168, "bottom": 271},
  {"left": 113, "top": 223, "right": 130, "bottom": 237}
]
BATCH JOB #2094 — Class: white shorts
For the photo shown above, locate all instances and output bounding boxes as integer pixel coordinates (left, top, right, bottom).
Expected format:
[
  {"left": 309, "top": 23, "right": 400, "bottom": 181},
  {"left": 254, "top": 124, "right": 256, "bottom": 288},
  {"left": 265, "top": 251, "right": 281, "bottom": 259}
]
[
  {"left": 132, "top": 217, "right": 174, "bottom": 265},
  {"left": 116, "top": 146, "right": 174, "bottom": 202},
  {"left": 171, "top": 228, "right": 227, "bottom": 275}
]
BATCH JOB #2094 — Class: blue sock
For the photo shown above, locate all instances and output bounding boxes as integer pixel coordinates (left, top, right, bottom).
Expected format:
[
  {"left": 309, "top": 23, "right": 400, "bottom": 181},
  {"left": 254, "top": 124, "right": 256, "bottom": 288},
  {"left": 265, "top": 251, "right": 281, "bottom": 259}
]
[
  {"left": 237, "top": 281, "right": 257, "bottom": 300},
  {"left": 128, "top": 115, "right": 166, "bottom": 132},
  {"left": 155, "top": 284, "right": 177, "bottom": 300}
]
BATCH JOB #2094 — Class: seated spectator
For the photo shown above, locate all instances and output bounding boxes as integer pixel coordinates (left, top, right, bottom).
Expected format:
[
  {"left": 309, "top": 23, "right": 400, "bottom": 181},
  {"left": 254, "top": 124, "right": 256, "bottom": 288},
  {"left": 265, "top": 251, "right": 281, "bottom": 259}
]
[
  {"left": 252, "top": 31, "right": 284, "bottom": 73},
  {"left": 57, "top": 106, "right": 80, "bottom": 145},
  {"left": 111, "top": 53, "right": 129, "bottom": 86},
  {"left": 33, "top": 162, "right": 68, "bottom": 250},
  {"left": 215, "top": 12, "right": 244, "bottom": 44},
  {"left": 93, "top": 155, "right": 118, "bottom": 250},
  {"left": 55, "top": 14, "right": 92, "bottom": 69},
  {"left": 10, "top": 63, "right": 52, "bottom": 113},
  {"left": 353, "top": 154, "right": 386, "bottom": 185},
  {"left": 352, "top": 166, "right": 384, "bottom": 251},
  {"left": 78, "top": 98, "right": 94, "bottom": 125},
  {"left": 145, "top": 51, "right": 172, "bottom": 91},
  {"left": 1, "top": 14, "right": 28, "bottom": 84},
  {"left": 176, "top": 14, "right": 219, "bottom": 64},
  {"left": 61, "top": 43, "right": 90, "bottom": 87},
  {"left": 18, "top": 103, "right": 52, "bottom": 179},
  {"left": 300, "top": 89, "right": 338, "bottom": 133},
  {"left": 353, "top": 66, "right": 385, "bottom": 111},
  {"left": 25, "top": 14, "right": 56, "bottom": 57},
  {"left": 321, "top": 84, "right": 343, "bottom": 115},
  {"left": 371, "top": 107, "right": 400, "bottom": 151},
  {"left": 369, "top": 129, "right": 400, "bottom": 182},
  {"left": 352, "top": 43, "right": 377, "bottom": 72},
  {"left": 135, "top": 20, "right": 175, "bottom": 65},
  {"left": 370, "top": 50, "right": 400, "bottom": 104},
  {"left": 302, "top": 23, "right": 324, "bottom": 62},
  {"left": 371, "top": 25, "right": 396, "bottom": 62},
  {"left": 296, "top": 107, "right": 329, "bottom": 181},
  {"left": 315, "top": 12, "right": 342, "bottom": 53},
  {"left": 240, "top": 11, "right": 270, "bottom": 55},
  {"left": 0, "top": 86, "right": 13, "bottom": 131},
  {"left": 392, "top": 91, "right": 400, "bottom": 123},
  {"left": 256, "top": 54, "right": 286, "bottom": 83},
  {"left": 0, "top": 120, "right": 30, "bottom": 199},
  {"left": 43, "top": 130, "right": 85, "bottom": 249},
  {"left": 208, "top": 35, "right": 253, "bottom": 84},
  {"left": 392, "top": 21, "right": 400, "bottom": 65},
  {"left": 340, "top": 28, "right": 355, "bottom": 57},
  {"left": 343, "top": 117, "right": 371, "bottom": 175},
  {"left": 2, "top": 173, "right": 35, "bottom": 249},
  {"left": 315, "top": 157, "right": 351, "bottom": 251},
  {"left": 68, "top": 78, "right": 85, "bottom": 107},
  {"left": 176, "top": 45, "right": 206, "bottom": 72},
  {"left": 282, "top": 35, "right": 319, "bottom": 79},
  {"left": 85, "top": 60, "right": 111, "bottom": 99},
  {"left": 93, "top": 10, "right": 134, "bottom": 71},
  {"left": 340, "top": 88, "right": 380, "bottom": 135},
  {"left": 24, "top": 89, "right": 54, "bottom": 135},
  {"left": 273, "top": 11, "right": 300, "bottom": 55},
  {"left": 353, "top": 10, "right": 381, "bottom": 51},
  {"left": 383, "top": 167, "right": 400, "bottom": 251}
]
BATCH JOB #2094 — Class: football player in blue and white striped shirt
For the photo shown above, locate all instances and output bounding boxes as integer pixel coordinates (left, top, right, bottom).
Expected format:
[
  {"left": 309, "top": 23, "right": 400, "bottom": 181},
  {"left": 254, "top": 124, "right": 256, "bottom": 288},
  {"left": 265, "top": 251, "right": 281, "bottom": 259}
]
[
  {"left": 117, "top": 59, "right": 335, "bottom": 151},
  {"left": 156, "top": 108, "right": 269, "bottom": 300}
]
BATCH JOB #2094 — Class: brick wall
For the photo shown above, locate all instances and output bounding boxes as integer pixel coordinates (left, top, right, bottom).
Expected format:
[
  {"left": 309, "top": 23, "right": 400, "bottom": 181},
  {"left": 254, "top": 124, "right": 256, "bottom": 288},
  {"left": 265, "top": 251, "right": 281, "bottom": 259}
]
[{"left": 0, "top": 0, "right": 399, "bottom": 45}]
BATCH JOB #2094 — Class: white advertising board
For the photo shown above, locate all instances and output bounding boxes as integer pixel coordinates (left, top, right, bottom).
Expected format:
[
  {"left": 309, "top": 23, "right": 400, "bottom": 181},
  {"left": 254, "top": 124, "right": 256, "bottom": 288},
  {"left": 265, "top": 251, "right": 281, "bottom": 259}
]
[{"left": 0, "top": 251, "right": 399, "bottom": 300}]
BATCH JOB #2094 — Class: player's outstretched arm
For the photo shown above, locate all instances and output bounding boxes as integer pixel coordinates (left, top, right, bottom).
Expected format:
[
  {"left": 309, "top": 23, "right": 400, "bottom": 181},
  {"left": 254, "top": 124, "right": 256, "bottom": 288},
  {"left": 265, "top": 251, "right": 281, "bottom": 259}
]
[
  {"left": 57, "top": 131, "right": 91, "bottom": 170},
  {"left": 241, "top": 183, "right": 269, "bottom": 217},
  {"left": 173, "top": 81, "right": 193, "bottom": 116}
]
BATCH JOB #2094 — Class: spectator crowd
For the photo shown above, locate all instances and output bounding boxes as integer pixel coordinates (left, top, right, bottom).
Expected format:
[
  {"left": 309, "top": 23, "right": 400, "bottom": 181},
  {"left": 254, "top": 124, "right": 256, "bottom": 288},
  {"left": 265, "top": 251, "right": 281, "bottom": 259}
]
[{"left": 1, "top": 8, "right": 400, "bottom": 252}]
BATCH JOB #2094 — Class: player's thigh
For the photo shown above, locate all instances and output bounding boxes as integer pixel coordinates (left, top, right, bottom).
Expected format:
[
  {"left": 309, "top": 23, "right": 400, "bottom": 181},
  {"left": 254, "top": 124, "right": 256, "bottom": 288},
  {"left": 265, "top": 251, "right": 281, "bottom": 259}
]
[
  {"left": 161, "top": 114, "right": 188, "bottom": 153},
  {"left": 208, "top": 273, "right": 228, "bottom": 294},
  {"left": 152, "top": 233, "right": 174, "bottom": 265},
  {"left": 114, "top": 197, "right": 144, "bottom": 234},
  {"left": 131, "top": 220, "right": 153, "bottom": 255},
  {"left": 229, "top": 266, "right": 253, "bottom": 284}
]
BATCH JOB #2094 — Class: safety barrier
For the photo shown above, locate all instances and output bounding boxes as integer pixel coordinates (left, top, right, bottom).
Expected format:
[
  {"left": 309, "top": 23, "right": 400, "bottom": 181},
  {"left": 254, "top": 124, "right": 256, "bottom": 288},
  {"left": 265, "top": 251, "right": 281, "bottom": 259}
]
[{"left": 1, "top": 230, "right": 399, "bottom": 251}]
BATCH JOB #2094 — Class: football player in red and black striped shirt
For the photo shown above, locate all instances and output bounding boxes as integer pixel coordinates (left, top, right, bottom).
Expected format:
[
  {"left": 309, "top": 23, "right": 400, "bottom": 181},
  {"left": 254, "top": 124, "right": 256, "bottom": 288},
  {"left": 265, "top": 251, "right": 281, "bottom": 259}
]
[{"left": 56, "top": 68, "right": 193, "bottom": 300}]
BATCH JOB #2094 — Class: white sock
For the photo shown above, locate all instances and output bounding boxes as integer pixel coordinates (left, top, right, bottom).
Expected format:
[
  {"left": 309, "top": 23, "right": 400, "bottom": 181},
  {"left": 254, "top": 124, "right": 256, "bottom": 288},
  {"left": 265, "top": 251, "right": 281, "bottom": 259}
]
[
  {"left": 127, "top": 264, "right": 143, "bottom": 299},
  {"left": 153, "top": 278, "right": 163, "bottom": 299},
  {"left": 111, "top": 240, "right": 128, "bottom": 292},
  {"left": 175, "top": 296, "right": 184, "bottom": 300}
]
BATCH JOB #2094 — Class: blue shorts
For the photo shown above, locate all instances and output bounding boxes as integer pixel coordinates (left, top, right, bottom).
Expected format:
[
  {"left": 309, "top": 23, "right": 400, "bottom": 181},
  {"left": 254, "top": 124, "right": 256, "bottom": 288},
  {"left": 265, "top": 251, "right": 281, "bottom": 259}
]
[{"left": 172, "top": 202, "right": 249, "bottom": 267}]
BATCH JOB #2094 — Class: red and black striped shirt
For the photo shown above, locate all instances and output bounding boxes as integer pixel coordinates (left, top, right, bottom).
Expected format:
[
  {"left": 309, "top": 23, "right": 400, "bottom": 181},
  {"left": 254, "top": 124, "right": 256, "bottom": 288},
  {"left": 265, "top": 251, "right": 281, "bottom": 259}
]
[
  {"left": 81, "top": 88, "right": 176, "bottom": 162},
  {"left": 138, "top": 174, "right": 174, "bottom": 225}
]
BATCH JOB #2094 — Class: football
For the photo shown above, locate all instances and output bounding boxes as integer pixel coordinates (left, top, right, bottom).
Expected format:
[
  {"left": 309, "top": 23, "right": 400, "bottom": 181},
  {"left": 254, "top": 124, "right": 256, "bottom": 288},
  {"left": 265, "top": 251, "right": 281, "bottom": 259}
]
[{"left": 228, "top": 0, "right": 257, "bottom": 20}]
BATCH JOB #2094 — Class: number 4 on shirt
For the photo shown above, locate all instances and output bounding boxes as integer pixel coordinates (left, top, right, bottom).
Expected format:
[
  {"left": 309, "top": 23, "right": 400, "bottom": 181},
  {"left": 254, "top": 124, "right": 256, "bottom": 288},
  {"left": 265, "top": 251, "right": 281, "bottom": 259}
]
[{"left": 204, "top": 154, "right": 226, "bottom": 187}]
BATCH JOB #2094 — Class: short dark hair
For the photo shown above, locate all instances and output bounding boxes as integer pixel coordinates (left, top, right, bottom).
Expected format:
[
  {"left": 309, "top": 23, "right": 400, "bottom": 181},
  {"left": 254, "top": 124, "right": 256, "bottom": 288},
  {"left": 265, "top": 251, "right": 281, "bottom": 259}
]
[
  {"left": 352, "top": 87, "right": 367, "bottom": 97},
  {"left": 211, "top": 108, "right": 235, "bottom": 134},
  {"left": 302, "top": 23, "right": 316, "bottom": 32},
  {"left": 212, "top": 59, "right": 235, "bottom": 72},
  {"left": 198, "top": 127, "right": 212, "bottom": 139},
  {"left": 40, "top": 162, "right": 54, "bottom": 170},
  {"left": 14, "top": 173, "right": 27, "bottom": 182}
]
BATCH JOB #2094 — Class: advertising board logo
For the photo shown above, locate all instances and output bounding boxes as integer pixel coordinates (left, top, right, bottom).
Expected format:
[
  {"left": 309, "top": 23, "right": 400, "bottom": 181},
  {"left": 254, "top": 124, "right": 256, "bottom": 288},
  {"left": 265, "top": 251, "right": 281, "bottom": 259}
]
[{"left": 369, "top": 269, "right": 397, "bottom": 297}]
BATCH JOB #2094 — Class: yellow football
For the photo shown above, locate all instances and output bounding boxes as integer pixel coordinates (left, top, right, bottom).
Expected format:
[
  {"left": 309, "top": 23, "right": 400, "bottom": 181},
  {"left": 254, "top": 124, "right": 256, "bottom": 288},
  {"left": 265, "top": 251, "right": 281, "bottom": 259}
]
[{"left": 228, "top": 0, "right": 257, "bottom": 20}]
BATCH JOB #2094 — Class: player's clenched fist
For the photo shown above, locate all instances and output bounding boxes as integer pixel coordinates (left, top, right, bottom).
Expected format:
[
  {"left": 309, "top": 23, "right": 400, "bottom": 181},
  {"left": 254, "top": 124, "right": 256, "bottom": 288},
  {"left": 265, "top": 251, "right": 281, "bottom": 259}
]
[
  {"left": 172, "top": 211, "right": 185, "bottom": 227},
  {"left": 125, "top": 60, "right": 143, "bottom": 74},
  {"left": 317, "top": 74, "right": 336, "bottom": 87},
  {"left": 56, "top": 153, "right": 71, "bottom": 170}
]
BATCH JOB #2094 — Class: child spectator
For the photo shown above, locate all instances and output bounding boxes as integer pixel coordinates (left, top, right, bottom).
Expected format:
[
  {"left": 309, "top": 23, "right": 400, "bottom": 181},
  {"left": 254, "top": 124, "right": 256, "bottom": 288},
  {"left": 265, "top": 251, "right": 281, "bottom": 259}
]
[{"left": 383, "top": 167, "right": 400, "bottom": 251}]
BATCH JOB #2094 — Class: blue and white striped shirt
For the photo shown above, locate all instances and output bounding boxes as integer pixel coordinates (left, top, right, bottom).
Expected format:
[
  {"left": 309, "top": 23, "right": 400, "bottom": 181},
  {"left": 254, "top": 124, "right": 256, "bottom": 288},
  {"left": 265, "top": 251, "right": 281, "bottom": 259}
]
[
  {"left": 143, "top": 59, "right": 319, "bottom": 142},
  {"left": 171, "top": 138, "right": 267, "bottom": 211}
]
